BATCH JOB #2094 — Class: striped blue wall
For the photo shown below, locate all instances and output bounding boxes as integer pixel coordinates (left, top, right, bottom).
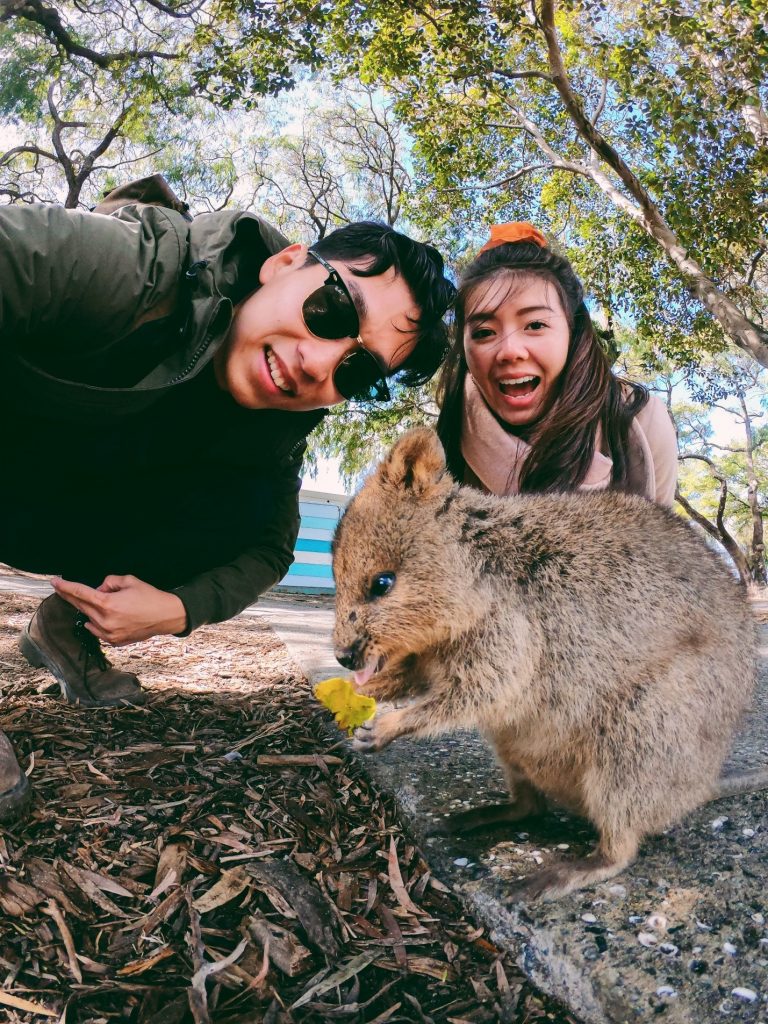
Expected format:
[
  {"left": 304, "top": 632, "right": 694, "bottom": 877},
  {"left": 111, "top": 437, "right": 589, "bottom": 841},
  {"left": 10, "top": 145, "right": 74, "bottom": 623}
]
[{"left": 275, "top": 488, "right": 349, "bottom": 594}]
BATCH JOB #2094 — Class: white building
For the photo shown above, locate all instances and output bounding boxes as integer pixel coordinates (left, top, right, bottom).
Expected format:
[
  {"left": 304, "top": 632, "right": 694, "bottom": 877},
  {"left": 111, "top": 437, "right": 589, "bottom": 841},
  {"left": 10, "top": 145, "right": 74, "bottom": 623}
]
[{"left": 275, "top": 488, "right": 349, "bottom": 594}]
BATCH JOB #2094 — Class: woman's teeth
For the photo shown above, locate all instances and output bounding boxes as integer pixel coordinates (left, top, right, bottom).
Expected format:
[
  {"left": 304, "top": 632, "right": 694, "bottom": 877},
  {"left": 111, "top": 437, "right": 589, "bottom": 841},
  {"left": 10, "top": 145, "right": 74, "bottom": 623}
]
[
  {"left": 499, "top": 374, "right": 539, "bottom": 396},
  {"left": 266, "top": 348, "right": 291, "bottom": 393}
]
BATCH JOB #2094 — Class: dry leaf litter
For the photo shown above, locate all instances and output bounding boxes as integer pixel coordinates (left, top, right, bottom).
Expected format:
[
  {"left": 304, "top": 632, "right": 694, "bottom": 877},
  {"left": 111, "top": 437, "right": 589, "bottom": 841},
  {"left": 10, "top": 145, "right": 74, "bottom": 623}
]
[{"left": 0, "top": 590, "right": 578, "bottom": 1024}]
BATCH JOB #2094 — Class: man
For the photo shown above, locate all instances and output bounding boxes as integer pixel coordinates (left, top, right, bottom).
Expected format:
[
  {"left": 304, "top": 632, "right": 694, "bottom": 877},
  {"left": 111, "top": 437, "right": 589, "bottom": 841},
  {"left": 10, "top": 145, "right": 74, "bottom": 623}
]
[{"left": 0, "top": 175, "right": 455, "bottom": 822}]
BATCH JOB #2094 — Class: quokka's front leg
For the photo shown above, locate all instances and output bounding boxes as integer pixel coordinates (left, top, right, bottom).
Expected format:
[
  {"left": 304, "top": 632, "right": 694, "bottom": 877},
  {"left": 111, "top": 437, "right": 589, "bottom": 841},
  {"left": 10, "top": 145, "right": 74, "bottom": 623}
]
[
  {"left": 352, "top": 693, "right": 457, "bottom": 753},
  {"left": 352, "top": 707, "right": 413, "bottom": 752}
]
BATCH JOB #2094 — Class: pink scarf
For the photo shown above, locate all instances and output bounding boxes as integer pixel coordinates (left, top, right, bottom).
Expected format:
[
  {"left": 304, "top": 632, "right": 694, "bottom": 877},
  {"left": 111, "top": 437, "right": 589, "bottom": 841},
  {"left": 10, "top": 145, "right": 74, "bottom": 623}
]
[{"left": 460, "top": 374, "right": 614, "bottom": 495}]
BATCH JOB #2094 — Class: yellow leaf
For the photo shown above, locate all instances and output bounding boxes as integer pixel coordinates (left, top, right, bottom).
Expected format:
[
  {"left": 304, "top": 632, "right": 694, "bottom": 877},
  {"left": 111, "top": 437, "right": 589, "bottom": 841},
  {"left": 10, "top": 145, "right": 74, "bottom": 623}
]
[{"left": 314, "top": 677, "right": 377, "bottom": 735}]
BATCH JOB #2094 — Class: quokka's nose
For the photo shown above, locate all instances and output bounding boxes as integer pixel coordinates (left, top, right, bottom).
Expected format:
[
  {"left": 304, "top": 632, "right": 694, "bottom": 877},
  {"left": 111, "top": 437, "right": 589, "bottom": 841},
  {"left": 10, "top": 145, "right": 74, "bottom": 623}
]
[
  {"left": 335, "top": 642, "right": 363, "bottom": 670},
  {"left": 335, "top": 649, "right": 356, "bottom": 670}
]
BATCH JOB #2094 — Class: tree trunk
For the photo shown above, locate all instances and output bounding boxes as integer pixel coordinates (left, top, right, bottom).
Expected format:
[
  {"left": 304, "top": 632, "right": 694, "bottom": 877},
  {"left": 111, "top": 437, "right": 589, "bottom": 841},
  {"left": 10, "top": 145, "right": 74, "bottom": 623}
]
[
  {"left": 675, "top": 487, "right": 752, "bottom": 586},
  {"left": 738, "top": 396, "right": 768, "bottom": 586}
]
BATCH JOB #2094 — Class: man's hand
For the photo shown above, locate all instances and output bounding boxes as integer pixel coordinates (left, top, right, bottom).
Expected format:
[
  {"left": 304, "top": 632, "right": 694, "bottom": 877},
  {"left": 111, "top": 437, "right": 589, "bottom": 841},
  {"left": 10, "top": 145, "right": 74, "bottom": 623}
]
[{"left": 51, "top": 575, "right": 188, "bottom": 646}]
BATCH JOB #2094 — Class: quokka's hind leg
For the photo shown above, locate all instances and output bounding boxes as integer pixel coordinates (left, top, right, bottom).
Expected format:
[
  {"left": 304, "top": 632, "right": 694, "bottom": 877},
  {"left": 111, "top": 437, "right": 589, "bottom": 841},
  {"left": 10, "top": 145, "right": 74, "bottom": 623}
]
[
  {"left": 429, "top": 780, "right": 546, "bottom": 836},
  {"left": 506, "top": 830, "right": 640, "bottom": 903}
]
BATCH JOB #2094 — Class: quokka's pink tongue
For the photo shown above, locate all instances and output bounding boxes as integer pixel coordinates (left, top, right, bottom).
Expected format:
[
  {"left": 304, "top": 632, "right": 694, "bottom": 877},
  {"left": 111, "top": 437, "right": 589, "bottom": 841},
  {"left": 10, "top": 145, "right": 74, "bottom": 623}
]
[{"left": 353, "top": 665, "right": 376, "bottom": 687}]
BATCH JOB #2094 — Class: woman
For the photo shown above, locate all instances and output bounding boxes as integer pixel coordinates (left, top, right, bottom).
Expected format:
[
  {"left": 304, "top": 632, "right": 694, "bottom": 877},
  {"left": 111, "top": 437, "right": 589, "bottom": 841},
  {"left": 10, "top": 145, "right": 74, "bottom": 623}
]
[{"left": 436, "top": 222, "right": 678, "bottom": 504}]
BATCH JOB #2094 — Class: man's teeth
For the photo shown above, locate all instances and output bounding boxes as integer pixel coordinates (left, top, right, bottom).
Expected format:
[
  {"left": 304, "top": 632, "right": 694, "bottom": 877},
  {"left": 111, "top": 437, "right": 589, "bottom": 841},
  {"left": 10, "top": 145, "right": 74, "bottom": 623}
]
[{"left": 266, "top": 349, "right": 291, "bottom": 392}]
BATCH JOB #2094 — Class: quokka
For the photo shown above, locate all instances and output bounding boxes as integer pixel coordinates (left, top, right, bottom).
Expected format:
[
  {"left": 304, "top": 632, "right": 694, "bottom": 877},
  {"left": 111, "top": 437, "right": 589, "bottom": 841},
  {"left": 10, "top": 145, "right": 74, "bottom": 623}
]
[{"left": 332, "top": 428, "right": 767, "bottom": 901}]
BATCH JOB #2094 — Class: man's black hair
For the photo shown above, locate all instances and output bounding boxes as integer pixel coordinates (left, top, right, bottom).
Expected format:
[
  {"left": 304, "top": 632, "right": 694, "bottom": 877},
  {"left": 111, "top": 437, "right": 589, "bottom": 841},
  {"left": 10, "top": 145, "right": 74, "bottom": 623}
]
[{"left": 307, "top": 221, "right": 456, "bottom": 388}]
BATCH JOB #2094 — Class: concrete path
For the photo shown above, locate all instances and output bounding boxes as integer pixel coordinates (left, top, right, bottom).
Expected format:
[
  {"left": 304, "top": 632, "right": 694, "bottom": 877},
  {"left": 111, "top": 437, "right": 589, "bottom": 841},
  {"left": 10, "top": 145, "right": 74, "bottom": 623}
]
[
  {"left": 0, "top": 574, "right": 52, "bottom": 599},
  {"left": 256, "top": 593, "right": 339, "bottom": 682},
  {"left": 255, "top": 592, "right": 768, "bottom": 1024}
]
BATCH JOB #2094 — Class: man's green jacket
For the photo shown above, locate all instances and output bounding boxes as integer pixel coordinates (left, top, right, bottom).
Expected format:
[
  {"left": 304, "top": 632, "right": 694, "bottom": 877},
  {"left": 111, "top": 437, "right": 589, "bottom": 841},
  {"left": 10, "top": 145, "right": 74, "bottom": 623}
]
[{"left": 0, "top": 183, "right": 324, "bottom": 630}]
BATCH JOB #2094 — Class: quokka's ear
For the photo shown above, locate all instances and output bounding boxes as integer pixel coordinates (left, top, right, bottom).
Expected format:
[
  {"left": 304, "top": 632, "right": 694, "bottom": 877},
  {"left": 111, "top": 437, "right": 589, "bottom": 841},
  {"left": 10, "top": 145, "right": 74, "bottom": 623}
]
[{"left": 377, "top": 428, "right": 447, "bottom": 496}]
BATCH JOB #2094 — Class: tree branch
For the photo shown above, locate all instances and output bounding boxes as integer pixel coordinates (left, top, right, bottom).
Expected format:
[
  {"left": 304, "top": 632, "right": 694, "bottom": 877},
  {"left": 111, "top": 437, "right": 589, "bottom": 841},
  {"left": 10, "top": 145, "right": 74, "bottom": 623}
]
[
  {"left": 141, "top": 0, "right": 206, "bottom": 16},
  {"left": 0, "top": 184, "right": 41, "bottom": 202},
  {"left": 746, "top": 246, "right": 766, "bottom": 288},
  {"left": 675, "top": 473, "right": 750, "bottom": 584},
  {"left": 591, "top": 78, "right": 608, "bottom": 127},
  {"left": 94, "top": 146, "right": 166, "bottom": 170},
  {"left": 675, "top": 487, "right": 721, "bottom": 542},
  {"left": 1, "top": 0, "right": 180, "bottom": 67},
  {"left": 491, "top": 67, "right": 554, "bottom": 84},
  {"left": 0, "top": 143, "right": 59, "bottom": 166},
  {"left": 436, "top": 162, "right": 554, "bottom": 193}
]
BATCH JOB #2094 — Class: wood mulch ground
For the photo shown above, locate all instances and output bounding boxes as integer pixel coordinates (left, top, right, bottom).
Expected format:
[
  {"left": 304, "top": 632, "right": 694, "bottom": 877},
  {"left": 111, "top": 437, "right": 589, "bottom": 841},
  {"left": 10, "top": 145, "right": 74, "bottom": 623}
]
[{"left": 0, "top": 591, "right": 578, "bottom": 1024}]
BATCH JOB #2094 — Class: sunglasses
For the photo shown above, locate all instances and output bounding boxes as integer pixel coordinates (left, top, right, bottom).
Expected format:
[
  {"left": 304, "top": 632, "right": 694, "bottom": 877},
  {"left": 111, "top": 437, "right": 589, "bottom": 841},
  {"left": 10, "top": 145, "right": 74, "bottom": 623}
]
[{"left": 304, "top": 250, "right": 392, "bottom": 402}]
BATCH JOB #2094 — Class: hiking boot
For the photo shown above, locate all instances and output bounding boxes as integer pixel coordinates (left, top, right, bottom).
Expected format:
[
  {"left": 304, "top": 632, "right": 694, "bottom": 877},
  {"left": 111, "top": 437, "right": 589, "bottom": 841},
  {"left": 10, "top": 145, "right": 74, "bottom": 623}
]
[
  {"left": 19, "top": 594, "right": 145, "bottom": 707},
  {"left": 0, "top": 730, "right": 31, "bottom": 824}
]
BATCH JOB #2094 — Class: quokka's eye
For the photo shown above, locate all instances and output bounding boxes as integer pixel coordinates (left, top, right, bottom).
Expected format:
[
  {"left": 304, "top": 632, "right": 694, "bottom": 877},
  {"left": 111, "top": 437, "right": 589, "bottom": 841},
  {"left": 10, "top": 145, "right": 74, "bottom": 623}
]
[{"left": 368, "top": 572, "right": 396, "bottom": 599}]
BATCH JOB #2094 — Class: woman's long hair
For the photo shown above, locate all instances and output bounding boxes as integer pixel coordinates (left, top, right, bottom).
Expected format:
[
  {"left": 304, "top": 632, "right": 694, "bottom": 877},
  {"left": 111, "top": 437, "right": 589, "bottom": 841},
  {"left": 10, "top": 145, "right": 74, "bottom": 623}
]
[{"left": 436, "top": 241, "right": 647, "bottom": 493}]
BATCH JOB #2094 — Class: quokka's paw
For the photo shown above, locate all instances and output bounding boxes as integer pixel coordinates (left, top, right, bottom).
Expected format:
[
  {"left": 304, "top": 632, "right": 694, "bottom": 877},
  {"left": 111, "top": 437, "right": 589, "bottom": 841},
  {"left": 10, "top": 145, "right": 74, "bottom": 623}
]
[
  {"left": 351, "top": 711, "right": 402, "bottom": 753},
  {"left": 355, "top": 676, "right": 410, "bottom": 702},
  {"left": 505, "top": 862, "right": 586, "bottom": 904},
  {"left": 505, "top": 869, "right": 559, "bottom": 905},
  {"left": 426, "top": 808, "right": 490, "bottom": 837},
  {"left": 351, "top": 720, "right": 380, "bottom": 753}
]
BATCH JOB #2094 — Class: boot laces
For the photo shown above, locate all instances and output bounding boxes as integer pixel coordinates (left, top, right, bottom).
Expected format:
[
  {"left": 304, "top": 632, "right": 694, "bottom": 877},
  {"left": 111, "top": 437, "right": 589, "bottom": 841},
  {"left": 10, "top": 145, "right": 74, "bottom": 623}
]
[{"left": 73, "top": 613, "right": 111, "bottom": 677}]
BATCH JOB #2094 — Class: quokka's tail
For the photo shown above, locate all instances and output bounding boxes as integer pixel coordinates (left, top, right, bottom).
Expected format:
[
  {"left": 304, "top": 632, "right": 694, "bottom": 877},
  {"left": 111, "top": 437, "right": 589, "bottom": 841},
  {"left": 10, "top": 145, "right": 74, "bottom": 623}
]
[{"left": 713, "top": 768, "right": 768, "bottom": 802}]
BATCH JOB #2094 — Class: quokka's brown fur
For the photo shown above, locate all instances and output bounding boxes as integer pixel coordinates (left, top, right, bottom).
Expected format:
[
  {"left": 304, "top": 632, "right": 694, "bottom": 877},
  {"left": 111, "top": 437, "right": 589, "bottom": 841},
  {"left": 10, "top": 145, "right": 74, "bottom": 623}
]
[{"left": 332, "top": 428, "right": 766, "bottom": 901}]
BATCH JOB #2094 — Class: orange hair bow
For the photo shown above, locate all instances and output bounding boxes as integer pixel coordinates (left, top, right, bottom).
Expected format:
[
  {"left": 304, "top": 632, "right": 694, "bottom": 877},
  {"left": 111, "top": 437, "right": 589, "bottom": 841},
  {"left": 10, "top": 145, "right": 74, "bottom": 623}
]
[{"left": 477, "top": 222, "right": 547, "bottom": 255}]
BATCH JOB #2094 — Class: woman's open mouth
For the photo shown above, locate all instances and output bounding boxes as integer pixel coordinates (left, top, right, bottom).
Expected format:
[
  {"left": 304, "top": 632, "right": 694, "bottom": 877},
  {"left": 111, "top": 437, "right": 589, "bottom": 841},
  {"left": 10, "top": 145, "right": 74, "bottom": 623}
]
[{"left": 498, "top": 374, "right": 540, "bottom": 398}]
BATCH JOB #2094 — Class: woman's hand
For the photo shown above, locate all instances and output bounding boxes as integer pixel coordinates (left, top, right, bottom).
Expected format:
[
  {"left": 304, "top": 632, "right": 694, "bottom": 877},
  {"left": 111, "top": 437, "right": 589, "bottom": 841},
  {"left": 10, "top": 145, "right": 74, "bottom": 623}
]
[{"left": 52, "top": 574, "right": 188, "bottom": 645}]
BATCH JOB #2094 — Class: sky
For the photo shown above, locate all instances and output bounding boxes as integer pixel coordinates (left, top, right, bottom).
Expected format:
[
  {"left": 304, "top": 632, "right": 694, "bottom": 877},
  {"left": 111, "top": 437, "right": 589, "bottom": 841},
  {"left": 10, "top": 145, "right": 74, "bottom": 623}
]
[{"left": 305, "top": 455, "right": 348, "bottom": 495}]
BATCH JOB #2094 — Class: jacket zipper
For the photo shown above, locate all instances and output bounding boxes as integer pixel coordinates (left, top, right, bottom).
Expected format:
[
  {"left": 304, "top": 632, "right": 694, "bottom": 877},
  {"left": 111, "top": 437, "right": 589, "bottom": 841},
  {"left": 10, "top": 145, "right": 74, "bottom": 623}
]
[
  {"left": 287, "top": 438, "right": 305, "bottom": 460},
  {"left": 168, "top": 332, "right": 213, "bottom": 385},
  {"left": 169, "top": 262, "right": 224, "bottom": 386}
]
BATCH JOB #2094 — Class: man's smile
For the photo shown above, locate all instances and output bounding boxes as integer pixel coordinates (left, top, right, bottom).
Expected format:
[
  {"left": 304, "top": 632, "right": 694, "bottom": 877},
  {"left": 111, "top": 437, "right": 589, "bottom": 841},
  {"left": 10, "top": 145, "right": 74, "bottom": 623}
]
[{"left": 265, "top": 346, "right": 295, "bottom": 395}]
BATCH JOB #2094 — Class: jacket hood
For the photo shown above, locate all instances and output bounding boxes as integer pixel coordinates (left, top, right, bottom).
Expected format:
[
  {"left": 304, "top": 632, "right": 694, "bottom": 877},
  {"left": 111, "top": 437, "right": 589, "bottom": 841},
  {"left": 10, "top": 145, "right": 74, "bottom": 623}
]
[{"left": 133, "top": 208, "right": 291, "bottom": 391}]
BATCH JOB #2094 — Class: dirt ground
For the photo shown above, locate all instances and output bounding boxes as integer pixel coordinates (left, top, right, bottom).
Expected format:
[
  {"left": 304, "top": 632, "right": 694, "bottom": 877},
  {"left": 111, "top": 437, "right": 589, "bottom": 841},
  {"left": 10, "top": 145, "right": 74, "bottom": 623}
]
[{"left": 0, "top": 591, "right": 578, "bottom": 1024}]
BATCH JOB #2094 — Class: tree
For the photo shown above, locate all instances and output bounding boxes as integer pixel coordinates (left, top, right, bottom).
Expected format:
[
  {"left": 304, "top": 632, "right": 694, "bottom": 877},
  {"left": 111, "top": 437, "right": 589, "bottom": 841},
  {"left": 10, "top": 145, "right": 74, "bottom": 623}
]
[
  {"left": 0, "top": 0, "right": 187, "bottom": 70},
  {"left": 0, "top": 8, "right": 230, "bottom": 208},
  {"left": 236, "top": 84, "right": 411, "bottom": 240},
  {"left": 627, "top": 349, "right": 768, "bottom": 588},
  {"left": 311, "top": 383, "right": 440, "bottom": 486},
  {"left": 675, "top": 357, "right": 767, "bottom": 587},
  {"left": 0, "top": 74, "right": 165, "bottom": 207},
  {"left": 0, "top": 0, "right": 328, "bottom": 106}
]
